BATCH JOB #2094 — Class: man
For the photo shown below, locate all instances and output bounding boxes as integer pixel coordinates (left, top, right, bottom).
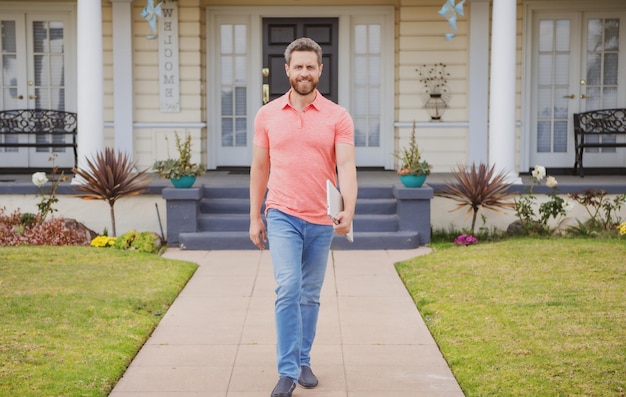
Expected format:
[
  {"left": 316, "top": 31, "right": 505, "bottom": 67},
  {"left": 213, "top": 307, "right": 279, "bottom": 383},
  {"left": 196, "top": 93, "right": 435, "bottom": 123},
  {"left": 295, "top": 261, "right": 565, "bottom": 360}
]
[{"left": 249, "top": 37, "right": 357, "bottom": 397}]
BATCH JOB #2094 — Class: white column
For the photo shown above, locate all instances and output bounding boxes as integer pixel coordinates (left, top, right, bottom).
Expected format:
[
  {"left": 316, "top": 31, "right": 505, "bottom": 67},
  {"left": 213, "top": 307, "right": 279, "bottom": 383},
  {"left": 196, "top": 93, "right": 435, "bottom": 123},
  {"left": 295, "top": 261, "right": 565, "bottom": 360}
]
[
  {"left": 76, "top": 0, "right": 104, "bottom": 169},
  {"left": 468, "top": 0, "right": 490, "bottom": 166},
  {"left": 488, "top": 0, "right": 519, "bottom": 181},
  {"left": 110, "top": 0, "right": 134, "bottom": 156}
]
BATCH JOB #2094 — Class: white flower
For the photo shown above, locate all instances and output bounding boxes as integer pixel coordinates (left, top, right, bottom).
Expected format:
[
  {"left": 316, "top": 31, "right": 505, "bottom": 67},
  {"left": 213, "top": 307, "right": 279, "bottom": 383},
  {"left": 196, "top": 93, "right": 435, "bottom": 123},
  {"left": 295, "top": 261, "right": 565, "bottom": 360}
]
[
  {"left": 532, "top": 165, "right": 546, "bottom": 182},
  {"left": 32, "top": 172, "right": 48, "bottom": 187},
  {"left": 563, "top": 201, "right": 575, "bottom": 212},
  {"left": 545, "top": 176, "right": 558, "bottom": 188}
]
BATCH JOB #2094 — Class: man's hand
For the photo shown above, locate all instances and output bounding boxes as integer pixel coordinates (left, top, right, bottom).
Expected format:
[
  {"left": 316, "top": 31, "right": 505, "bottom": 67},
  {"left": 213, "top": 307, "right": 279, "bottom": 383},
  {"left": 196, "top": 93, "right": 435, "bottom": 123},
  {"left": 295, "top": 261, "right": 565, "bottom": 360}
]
[
  {"left": 249, "top": 218, "right": 267, "bottom": 249},
  {"left": 332, "top": 210, "right": 353, "bottom": 237}
]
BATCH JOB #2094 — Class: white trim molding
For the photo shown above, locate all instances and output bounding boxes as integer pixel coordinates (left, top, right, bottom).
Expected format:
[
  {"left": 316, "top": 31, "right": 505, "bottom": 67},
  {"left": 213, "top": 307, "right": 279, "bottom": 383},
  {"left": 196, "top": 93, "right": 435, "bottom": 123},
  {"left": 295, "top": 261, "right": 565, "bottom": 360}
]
[
  {"left": 110, "top": 0, "right": 134, "bottom": 156},
  {"left": 468, "top": 0, "right": 490, "bottom": 166}
]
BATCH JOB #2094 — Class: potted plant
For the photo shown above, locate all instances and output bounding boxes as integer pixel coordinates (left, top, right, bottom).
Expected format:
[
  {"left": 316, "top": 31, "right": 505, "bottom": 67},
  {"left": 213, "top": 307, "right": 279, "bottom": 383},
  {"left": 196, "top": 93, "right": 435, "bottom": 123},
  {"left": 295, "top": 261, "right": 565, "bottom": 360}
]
[
  {"left": 395, "top": 126, "right": 432, "bottom": 188},
  {"left": 153, "top": 131, "right": 205, "bottom": 188}
]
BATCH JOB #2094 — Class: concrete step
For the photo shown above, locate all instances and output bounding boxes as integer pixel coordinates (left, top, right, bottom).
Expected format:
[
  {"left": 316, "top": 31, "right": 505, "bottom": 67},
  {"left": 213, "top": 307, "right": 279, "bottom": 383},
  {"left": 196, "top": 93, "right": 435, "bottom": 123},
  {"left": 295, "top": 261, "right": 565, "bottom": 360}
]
[
  {"left": 179, "top": 231, "right": 256, "bottom": 250},
  {"left": 331, "top": 231, "right": 419, "bottom": 250},
  {"left": 357, "top": 186, "right": 395, "bottom": 199},
  {"left": 201, "top": 185, "right": 394, "bottom": 199},
  {"left": 197, "top": 213, "right": 249, "bottom": 231},
  {"left": 201, "top": 185, "right": 249, "bottom": 199},
  {"left": 197, "top": 213, "right": 400, "bottom": 232},
  {"left": 178, "top": 230, "right": 420, "bottom": 250},
  {"left": 354, "top": 214, "right": 399, "bottom": 231},
  {"left": 163, "top": 184, "right": 433, "bottom": 250},
  {"left": 356, "top": 198, "right": 396, "bottom": 214},
  {"left": 200, "top": 198, "right": 250, "bottom": 214},
  {"left": 200, "top": 197, "right": 396, "bottom": 215}
]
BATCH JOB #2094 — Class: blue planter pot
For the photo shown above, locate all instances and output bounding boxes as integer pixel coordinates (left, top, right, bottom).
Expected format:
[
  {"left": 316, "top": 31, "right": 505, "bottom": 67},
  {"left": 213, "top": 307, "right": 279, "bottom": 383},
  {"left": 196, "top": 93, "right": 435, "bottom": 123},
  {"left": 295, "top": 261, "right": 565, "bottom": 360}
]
[
  {"left": 170, "top": 175, "right": 197, "bottom": 188},
  {"left": 399, "top": 174, "right": 427, "bottom": 188}
]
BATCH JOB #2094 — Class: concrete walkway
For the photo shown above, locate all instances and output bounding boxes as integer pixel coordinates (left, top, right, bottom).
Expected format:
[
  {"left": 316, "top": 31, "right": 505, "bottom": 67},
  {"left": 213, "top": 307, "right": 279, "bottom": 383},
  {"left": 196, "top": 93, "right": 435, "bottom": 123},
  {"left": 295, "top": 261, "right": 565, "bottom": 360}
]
[{"left": 109, "top": 248, "right": 465, "bottom": 397}]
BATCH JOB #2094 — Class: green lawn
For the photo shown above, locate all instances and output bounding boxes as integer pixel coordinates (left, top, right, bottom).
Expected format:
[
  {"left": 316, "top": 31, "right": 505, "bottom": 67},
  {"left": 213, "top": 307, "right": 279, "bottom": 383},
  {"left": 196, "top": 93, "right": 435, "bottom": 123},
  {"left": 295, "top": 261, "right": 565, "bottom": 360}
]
[
  {"left": 0, "top": 247, "right": 197, "bottom": 397},
  {"left": 396, "top": 238, "right": 626, "bottom": 397}
]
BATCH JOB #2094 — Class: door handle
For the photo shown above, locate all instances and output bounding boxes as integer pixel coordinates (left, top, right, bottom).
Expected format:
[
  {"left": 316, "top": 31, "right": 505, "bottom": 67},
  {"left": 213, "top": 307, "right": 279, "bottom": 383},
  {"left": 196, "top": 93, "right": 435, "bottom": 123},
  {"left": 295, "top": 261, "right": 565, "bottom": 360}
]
[
  {"left": 580, "top": 94, "right": 592, "bottom": 99},
  {"left": 29, "top": 95, "right": 38, "bottom": 100},
  {"left": 12, "top": 95, "right": 24, "bottom": 100},
  {"left": 262, "top": 84, "right": 269, "bottom": 104},
  {"left": 563, "top": 94, "right": 575, "bottom": 99}
]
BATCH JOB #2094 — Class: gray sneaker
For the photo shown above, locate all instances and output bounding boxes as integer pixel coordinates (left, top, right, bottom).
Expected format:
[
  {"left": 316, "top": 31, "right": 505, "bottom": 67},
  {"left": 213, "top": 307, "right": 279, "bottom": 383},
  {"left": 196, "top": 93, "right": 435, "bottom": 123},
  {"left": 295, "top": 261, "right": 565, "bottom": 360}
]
[
  {"left": 298, "top": 365, "right": 318, "bottom": 388},
  {"left": 271, "top": 376, "right": 296, "bottom": 397}
]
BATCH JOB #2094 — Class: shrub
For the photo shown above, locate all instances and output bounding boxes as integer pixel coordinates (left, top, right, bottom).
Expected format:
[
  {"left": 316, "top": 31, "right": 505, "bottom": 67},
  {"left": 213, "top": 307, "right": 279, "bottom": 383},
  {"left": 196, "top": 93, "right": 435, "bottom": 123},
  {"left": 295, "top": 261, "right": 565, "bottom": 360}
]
[
  {"left": 112, "top": 230, "right": 162, "bottom": 254},
  {"left": 437, "top": 162, "right": 515, "bottom": 234},
  {"left": 73, "top": 148, "right": 151, "bottom": 237},
  {"left": 31, "top": 156, "right": 66, "bottom": 222},
  {"left": 0, "top": 207, "right": 90, "bottom": 246},
  {"left": 568, "top": 189, "right": 626, "bottom": 232},
  {"left": 513, "top": 165, "right": 575, "bottom": 235}
]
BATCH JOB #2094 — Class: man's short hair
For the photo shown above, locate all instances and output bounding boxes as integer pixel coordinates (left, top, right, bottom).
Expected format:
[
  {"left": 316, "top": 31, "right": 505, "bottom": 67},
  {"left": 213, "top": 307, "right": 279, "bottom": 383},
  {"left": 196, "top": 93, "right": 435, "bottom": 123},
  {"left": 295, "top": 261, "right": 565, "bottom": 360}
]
[{"left": 284, "top": 37, "right": 323, "bottom": 65}]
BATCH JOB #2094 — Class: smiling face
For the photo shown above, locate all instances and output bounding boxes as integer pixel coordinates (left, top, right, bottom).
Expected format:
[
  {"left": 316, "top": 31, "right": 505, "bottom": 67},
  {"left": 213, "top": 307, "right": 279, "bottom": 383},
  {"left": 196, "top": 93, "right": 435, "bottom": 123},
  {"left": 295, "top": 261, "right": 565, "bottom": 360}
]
[{"left": 285, "top": 50, "right": 323, "bottom": 97}]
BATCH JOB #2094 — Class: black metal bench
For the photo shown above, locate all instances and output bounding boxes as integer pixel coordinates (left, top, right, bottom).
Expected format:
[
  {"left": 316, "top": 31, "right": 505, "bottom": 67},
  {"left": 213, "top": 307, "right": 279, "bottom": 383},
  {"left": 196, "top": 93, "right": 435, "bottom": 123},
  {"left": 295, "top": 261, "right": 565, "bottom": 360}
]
[
  {"left": 573, "top": 108, "right": 626, "bottom": 177},
  {"left": 0, "top": 109, "right": 78, "bottom": 166}
]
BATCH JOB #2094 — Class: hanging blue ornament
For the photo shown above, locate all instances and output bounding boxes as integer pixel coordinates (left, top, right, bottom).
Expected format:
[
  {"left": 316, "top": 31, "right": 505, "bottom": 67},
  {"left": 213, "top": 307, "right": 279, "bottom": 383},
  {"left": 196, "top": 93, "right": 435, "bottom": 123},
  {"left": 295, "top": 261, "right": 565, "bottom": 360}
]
[
  {"left": 438, "top": 0, "right": 465, "bottom": 40},
  {"left": 141, "top": 0, "right": 162, "bottom": 39}
]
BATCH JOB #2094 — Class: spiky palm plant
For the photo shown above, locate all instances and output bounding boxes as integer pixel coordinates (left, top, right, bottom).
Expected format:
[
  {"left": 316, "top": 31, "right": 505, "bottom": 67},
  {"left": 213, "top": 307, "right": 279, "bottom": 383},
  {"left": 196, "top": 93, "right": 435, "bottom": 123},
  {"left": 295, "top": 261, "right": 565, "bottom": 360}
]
[
  {"left": 437, "top": 163, "right": 516, "bottom": 234},
  {"left": 72, "top": 148, "right": 151, "bottom": 236}
]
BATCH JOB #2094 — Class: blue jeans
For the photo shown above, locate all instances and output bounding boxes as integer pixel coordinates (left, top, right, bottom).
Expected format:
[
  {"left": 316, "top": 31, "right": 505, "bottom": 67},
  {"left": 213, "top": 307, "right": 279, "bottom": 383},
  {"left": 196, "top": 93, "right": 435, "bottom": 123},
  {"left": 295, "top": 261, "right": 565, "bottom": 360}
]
[{"left": 266, "top": 209, "right": 334, "bottom": 381}]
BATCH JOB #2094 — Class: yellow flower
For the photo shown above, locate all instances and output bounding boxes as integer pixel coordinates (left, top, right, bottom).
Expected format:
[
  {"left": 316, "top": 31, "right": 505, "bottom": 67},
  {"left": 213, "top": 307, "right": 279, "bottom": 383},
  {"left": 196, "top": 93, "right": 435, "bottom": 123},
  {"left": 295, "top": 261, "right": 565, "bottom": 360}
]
[
  {"left": 618, "top": 222, "right": 626, "bottom": 236},
  {"left": 91, "top": 235, "right": 117, "bottom": 248}
]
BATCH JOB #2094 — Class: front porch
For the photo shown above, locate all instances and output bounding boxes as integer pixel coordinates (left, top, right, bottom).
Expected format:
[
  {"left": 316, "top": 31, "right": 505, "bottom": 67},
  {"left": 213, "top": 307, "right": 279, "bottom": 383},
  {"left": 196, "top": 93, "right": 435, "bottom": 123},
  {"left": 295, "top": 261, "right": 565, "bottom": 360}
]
[{"left": 2, "top": 168, "right": 620, "bottom": 193}]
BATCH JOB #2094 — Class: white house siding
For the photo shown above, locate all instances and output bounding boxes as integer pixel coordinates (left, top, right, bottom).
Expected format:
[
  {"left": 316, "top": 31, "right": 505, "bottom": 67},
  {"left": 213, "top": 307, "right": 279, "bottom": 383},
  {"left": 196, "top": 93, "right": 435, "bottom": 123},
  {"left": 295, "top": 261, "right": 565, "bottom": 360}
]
[
  {"left": 398, "top": 0, "right": 526, "bottom": 174},
  {"left": 100, "top": 0, "right": 206, "bottom": 171},
  {"left": 398, "top": 0, "right": 470, "bottom": 171},
  {"left": 102, "top": 3, "right": 114, "bottom": 149},
  {"left": 514, "top": 1, "right": 523, "bottom": 172}
]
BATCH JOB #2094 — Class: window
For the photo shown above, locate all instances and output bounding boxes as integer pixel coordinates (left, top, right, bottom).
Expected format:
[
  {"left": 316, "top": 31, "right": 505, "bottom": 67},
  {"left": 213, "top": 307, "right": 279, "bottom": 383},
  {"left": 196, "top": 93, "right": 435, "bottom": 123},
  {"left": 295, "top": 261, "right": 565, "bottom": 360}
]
[
  {"left": 352, "top": 24, "right": 381, "bottom": 148},
  {"left": 536, "top": 19, "right": 570, "bottom": 153},
  {"left": 220, "top": 24, "right": 247, "bottom": 148}
]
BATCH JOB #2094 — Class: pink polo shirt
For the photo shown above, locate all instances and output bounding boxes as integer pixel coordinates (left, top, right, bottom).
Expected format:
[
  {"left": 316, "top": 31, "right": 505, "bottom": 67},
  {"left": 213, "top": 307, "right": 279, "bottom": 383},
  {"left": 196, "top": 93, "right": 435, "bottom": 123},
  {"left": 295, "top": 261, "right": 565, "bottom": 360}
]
[{"left": 254, "top": 89, "right": 354, "bottom": 225}]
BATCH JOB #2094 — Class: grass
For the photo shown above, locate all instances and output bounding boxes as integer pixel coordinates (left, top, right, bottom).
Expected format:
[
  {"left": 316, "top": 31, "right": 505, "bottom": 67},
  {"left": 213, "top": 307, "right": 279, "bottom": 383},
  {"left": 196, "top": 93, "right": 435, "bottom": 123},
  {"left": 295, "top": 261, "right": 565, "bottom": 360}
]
[
  {"left": 396, "top": 238, "right": 626, "bottom": 397},
  {"left": 0, "top": 246, "right": 197, "bottom": 397}
]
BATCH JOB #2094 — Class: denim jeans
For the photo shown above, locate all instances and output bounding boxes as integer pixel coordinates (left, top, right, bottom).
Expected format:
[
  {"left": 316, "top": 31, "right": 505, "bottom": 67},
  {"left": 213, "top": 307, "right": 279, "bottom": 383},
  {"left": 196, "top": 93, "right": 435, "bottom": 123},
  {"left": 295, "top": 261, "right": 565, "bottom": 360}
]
[{"left": 266, "top": 209, "right": 334, "bottom": 381}]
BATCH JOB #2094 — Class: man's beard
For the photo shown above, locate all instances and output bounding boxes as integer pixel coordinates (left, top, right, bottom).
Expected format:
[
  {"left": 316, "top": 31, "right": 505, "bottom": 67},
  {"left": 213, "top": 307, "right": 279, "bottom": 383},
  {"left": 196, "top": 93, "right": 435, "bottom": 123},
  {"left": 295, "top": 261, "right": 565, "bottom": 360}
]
[{"left": 290, "top": 77, "right": 318, "bottom": 96}]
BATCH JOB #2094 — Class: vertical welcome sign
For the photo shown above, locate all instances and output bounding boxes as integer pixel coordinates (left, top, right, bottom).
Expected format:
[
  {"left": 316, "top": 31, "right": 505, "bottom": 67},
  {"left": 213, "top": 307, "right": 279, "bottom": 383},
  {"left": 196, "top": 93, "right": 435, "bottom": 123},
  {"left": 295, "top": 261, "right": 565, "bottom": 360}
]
[{"left": 158, "top": 1, "right": 180, "bottom": 112}]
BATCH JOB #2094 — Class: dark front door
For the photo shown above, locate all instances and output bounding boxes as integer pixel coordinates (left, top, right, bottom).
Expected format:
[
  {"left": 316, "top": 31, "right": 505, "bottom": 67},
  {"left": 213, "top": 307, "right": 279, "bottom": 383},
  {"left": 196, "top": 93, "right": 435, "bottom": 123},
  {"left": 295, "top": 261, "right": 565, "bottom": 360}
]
[{"left": 262, "top": 18, "right": 338, "bottom": 104}]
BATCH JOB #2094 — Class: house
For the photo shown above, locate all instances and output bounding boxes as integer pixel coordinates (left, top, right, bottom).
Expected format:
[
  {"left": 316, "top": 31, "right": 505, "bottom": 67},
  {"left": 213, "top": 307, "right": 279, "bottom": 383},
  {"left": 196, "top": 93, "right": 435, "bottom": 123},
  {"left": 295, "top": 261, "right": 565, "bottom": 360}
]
[{"left": 1, "top": 0, "right": 624, "bottom": 175}]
